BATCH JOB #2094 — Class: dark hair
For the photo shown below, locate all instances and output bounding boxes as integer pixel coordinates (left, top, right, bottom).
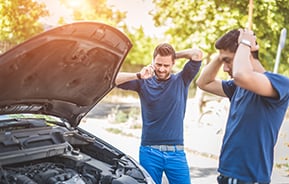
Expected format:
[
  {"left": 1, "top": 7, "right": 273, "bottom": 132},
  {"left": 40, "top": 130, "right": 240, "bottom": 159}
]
[
  {"left": 215, "top": 29, "right": 259, "bottom": 59},
  {"left": 153, "top": 43, "right": 176, "bottom": 60}
]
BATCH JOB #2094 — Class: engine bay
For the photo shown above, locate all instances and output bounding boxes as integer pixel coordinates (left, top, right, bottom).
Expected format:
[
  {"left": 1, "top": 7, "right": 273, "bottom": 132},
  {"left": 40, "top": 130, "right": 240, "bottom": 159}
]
[{"left": 0, "top": 125, "right": 146, "bottom": 184}]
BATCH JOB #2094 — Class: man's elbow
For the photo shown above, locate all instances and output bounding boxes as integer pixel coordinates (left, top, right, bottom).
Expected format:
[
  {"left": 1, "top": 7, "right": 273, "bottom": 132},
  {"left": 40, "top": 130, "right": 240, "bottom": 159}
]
[
  {"left": 232, "top": 71, "right": 250, "bottom": 87},
  {"left": 196, "top": 78, "right": 206, "bottom": 90},
  {"left": 114, "top": 77, "right": 123, "bottom": 86},
  {"left": 115, "top": 79, "right": 123, "bottom": 86}
]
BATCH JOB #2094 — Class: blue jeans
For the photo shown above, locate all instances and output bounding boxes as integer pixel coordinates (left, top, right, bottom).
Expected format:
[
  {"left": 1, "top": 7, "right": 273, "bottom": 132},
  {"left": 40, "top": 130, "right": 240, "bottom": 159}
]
[{"left": 139, "top": 146, "right": 191, "bottom": 184}]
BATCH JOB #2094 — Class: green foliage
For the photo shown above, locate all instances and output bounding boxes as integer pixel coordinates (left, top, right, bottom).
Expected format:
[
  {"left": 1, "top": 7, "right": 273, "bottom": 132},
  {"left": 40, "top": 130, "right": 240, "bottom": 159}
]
[
  {"left": 150, "top": 0, "right": 289, "bottom": 169},
  {"left": 151, "top": 0, "right": 289, "bottom": 76},
  {"left": 106, "top": 127, "right": 122, "bottom": 134},
  {"left": 1, "top": 0, "right": 288, "bottom": 75},
  {"left": 0, "top": 0, "right": 49, "bottom": 44},
  {"left": 109, "top": 105, "right": 140, "bottom": 124},
  {"left": 121, "top": 26, "right": 160, "bottom": 70},
  {"left": 114, "top": 109, "right": 128, "bottom": 123}
]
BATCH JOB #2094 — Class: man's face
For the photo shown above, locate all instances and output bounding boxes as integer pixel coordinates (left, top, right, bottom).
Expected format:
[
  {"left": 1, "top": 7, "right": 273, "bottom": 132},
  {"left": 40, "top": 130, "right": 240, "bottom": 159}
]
[
  {"left": 219, "top": 50, "right": 235, "bottom": 78},
  {"left": 153, "top": 54, "right": 174, "bottom": 80}
]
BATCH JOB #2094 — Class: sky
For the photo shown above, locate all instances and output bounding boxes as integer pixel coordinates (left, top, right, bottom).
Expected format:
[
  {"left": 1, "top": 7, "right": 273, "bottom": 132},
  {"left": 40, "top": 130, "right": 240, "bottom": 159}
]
[{"left": 38, "top": 0, "right": 164, "bottom": 36}]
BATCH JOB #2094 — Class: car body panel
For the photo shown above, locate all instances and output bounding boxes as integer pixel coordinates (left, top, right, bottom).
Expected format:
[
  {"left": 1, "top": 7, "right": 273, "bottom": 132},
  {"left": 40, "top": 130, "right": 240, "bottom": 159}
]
[
  {"left": 0, "top": 22, "right": 155, "bottom": 184},
  {"left": 0, "top": 22, "right": 132, "bottom": 127}
]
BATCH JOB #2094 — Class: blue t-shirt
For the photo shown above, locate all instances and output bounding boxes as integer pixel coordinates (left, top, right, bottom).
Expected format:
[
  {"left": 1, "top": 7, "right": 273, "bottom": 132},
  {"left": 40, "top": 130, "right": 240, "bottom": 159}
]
[
  {"left": 117, "top": 61, "right": 201, "bottom": 145},
  {"left": 220, "top": 72, "right": 289, "bottom": 183}
]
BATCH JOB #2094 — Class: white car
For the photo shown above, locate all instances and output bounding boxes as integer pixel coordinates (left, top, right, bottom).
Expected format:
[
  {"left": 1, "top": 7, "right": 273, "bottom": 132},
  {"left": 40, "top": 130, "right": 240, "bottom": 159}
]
[{"left": 0, "top": 22, "right": 154, "bottom": 184}]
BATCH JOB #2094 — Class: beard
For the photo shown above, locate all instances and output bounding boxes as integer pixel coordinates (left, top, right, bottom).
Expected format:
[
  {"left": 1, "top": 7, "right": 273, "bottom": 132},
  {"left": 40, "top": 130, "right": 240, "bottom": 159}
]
[{"left": 155, "top": 71, "right": 170, "bottom": 81}]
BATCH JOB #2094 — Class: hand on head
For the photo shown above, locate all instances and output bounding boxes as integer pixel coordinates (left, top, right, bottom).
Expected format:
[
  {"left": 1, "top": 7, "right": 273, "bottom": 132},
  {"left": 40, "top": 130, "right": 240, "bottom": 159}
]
[
  {"left": 191, "top": 48, "right": 203, "bottom": 61},
  {"left": 238, "top": 28, "right": 259, "bottom": 51}
]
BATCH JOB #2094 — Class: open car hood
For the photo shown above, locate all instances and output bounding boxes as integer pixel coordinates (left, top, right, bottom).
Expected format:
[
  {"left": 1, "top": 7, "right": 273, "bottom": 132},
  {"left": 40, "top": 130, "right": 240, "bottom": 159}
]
[{"left": 0, "top": 22, "right": 132, "bottom": 127}]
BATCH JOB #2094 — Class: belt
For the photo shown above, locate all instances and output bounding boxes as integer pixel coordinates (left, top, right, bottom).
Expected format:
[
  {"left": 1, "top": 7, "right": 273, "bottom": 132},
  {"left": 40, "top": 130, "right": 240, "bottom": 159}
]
[
  {"left": 217, "top": 175, "right": 268, "bottom": 184},
  {"left": 148, "top": 145, "right": 184, "bottom": 152}
]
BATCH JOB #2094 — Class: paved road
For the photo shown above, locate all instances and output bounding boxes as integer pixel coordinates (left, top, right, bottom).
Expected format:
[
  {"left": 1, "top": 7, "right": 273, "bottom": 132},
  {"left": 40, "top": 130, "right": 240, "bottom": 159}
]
[{"left": 80, "top": 118, "right": 289, "bottom": 184}]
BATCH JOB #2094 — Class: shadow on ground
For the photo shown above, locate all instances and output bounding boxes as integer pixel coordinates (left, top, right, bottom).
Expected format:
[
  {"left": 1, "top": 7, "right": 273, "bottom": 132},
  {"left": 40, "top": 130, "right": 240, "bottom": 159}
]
[
  {"left": 86, "top": 102, "right": 139, "bottom": 119},
  {"left": 190, "top": 166, "right": 218, "bottom": 178}
]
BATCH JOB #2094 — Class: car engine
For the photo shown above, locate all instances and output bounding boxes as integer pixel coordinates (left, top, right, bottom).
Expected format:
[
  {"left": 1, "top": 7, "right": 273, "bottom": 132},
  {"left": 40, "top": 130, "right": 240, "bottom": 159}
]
[
  {"left": 0, "top": 155, "right": 142, "bottom": 184},
  {"left": 0, "top": 124, "right": 148, "bottom": 184}
]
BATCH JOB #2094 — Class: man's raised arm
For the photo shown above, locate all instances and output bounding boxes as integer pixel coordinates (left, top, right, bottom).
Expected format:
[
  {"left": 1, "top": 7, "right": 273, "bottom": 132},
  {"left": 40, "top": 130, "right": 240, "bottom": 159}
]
[
  {"left": 176, "top": 48, "right": 202, "bottom": 61},
  {"left": 196, "top": 55, "right": 226, "bottom": 97}
]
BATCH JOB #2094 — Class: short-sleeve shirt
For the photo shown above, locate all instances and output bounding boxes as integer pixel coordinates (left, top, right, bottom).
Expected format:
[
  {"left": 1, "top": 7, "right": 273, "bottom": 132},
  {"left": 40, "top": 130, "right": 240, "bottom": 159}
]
[
  {"left": 117, "top": 61, "right": 201, "bottom": 146},
  {"left": 219, "top": 71, "right": 289, "bottom": 183}
]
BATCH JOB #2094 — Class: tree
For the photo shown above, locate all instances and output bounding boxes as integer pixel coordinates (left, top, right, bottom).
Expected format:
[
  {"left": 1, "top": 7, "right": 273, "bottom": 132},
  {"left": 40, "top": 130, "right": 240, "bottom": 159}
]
[
  {"left": 121, "top": 26, "right": 159, "bottom": 70},
  {"left": 0, "top": 0, "right": 49, "bottom": 46},
  {"left": 151, "top": 0, "right": 289, "bottom": 171},
  {"left": 152, "top": 0, "right": 289, "bottom": 76}
]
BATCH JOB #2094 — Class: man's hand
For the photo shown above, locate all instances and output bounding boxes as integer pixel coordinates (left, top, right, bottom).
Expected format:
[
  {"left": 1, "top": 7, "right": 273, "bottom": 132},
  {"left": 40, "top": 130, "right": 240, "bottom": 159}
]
[
  {"left": 139, "top": 65, "right": 155, "bottom": 79},
  {"left": 190, "top": 48, "right": 203, "bottom": 61},
  {"left": 238, "top": 29, "right": 259, "bottom": 51}
]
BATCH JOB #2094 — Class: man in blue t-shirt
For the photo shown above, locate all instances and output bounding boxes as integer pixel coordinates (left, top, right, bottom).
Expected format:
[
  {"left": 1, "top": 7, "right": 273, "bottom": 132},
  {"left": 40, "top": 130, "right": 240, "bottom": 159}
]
[
  {"left": 197, "top": 29, "right": 289, "bottom": 184},
  {"left": 115, "top": 43, "right": 203, "bottom": 184}
]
